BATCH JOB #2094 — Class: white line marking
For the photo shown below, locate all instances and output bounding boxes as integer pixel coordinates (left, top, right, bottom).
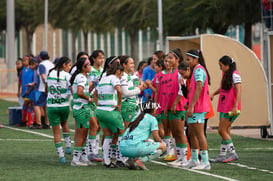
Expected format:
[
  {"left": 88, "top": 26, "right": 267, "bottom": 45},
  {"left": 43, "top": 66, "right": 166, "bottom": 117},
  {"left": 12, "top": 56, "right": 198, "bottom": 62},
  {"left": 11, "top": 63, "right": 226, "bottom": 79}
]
[
  {"left": 151, "top": 160, "right": 239, "bottom": 181},
  {"left": 0, "top": 138, "right": 52, "bottom": 142},
  {"left": 228, "top": 163, "right": 273, "bottom": 174},
  {"left": 1, "top": 125, "right": 54, "bottom": 139},
  {"left": 3, "top": 124, "right": 273, "bottom": 176}
]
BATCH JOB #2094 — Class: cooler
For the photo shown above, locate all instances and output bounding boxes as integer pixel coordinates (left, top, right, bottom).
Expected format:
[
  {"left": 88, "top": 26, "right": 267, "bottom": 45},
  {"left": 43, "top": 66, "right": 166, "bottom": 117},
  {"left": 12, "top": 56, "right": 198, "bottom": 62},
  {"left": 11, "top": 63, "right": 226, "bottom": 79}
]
[{"left": 8, "top": 107, "right": 22, "bottom": 125}]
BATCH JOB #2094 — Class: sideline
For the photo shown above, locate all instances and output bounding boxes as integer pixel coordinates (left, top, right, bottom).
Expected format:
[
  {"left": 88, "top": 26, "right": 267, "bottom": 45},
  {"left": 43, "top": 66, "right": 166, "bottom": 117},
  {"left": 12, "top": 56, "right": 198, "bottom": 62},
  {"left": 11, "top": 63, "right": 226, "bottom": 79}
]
[
  {"left": 0, "top": 138, "right": 52, "bottom": 142},
  {"left": 151, "top": 160, "right": 238, "bottom": 181},
  {"left": 228, "top": 163, "right": 273, "bottom": 174},
  {"left": 2, "top": 125, "right": 273, "bottom": 177}
]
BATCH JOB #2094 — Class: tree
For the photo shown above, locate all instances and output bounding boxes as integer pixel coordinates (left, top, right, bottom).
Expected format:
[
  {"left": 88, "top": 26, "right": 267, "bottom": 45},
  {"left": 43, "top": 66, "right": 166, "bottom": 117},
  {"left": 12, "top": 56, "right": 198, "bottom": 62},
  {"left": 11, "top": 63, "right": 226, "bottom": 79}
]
[
  {"left": 16, "top": 0, "right": 44, "bottom": 54},
  {"left": 100, "top": 0, "right": 158, "bottom": 60},
  {"left": 165, "top": 0, "right": 261, "bottom": 48}
]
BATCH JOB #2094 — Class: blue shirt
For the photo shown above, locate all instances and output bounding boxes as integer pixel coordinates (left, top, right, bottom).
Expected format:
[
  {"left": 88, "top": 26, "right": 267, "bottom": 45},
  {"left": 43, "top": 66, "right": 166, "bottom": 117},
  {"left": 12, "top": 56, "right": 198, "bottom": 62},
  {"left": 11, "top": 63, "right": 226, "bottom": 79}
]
[
  {"left": 142, "top": 66, "right": 155, "bottom": 102},
  {"left": 21, "top": 67, "right": 35, "bottom": 100},
  {"left": 121, "top": 113, "right": 158, "bottom": 145}
]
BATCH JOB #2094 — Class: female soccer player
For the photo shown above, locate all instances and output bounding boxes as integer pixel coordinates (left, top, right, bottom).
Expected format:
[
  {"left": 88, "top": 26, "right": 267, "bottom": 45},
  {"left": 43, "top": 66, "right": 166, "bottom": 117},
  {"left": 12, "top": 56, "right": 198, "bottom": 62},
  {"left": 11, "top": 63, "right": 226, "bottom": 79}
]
[
  {"left": 70, "top": 57, "right": 95, "bottom": 166},
  {"left": 46, "top": 57, "right": 72, "bottom": 164},
  {"left": 117, "top": 55, "right": 146, "bottom": 166},
  {"left": 94, "top": 59, "right": 124, "bottom": 168},
  {"left": 87, "top": 50, "right": 105, "bottom": 162},
  {"left": 119, "top": 100, "right": 166, "bottom": 170},
  {"left": 210, "top": 56, "right": 241, "bottom": 163},
  {"left": 183, "top": 49, "right": 211, "bottom": 170},
  {"left": 164, "top": 48, "right": 188, "bottom": 167}
]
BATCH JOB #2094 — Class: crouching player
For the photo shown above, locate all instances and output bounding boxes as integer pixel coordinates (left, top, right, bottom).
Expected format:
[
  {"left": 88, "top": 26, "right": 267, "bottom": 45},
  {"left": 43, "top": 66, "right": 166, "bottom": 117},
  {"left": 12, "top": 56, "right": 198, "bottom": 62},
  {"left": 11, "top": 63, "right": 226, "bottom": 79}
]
[{"left": 119, "top": 100, "right": 166, "bottom": 170}]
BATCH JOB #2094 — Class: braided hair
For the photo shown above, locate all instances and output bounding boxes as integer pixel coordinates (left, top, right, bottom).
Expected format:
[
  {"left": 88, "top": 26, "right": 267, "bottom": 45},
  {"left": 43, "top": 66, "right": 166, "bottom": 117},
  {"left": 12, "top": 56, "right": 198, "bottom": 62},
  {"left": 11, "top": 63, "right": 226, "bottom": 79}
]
[{"left": 48, "top": 57, "right": 71, "bottom": 82}]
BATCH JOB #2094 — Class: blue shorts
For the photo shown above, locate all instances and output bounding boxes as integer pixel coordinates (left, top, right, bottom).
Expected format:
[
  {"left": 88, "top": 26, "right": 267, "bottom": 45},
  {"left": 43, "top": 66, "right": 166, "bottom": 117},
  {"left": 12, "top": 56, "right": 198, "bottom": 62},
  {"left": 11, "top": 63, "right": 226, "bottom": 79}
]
[
  {"left": 119, "top": 140, "right": 160, "bottom": 158},
  {"left": 187, "top": 112, "right": 207, "bottom": 124},
  {"left": 35, "top": 92, "right": 47, "bottom": 107}
]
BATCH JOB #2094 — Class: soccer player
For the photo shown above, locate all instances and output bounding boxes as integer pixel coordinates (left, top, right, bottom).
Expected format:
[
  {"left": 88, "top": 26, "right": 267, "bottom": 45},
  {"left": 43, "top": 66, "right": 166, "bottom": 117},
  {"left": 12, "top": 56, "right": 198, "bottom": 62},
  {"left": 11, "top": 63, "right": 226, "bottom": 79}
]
[
  {"left": 70, "top": 57, "right": 96, "bottom": 166},
  {"left": 119, "top": 100, "right": 166, "bottom": 170},
  {"left": 46, "top": 57, "right": 72, "bottom": 164},
  {"left": 210, "top": 56, "right": 241, "bottom": 163},
  {"left": 94, "top": 58, "right": 124, "bottom": 168},
  {"left": 183, "top": 49, "right": 211, "bottom": 170}
]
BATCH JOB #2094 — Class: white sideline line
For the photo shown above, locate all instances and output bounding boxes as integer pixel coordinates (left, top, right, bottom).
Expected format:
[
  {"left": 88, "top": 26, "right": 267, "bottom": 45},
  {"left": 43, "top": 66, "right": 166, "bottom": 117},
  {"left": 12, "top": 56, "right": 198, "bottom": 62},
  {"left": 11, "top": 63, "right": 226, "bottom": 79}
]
[
  {"left": 228, "top": 163, "right": 273, "bottom": 174},
  {"left": 151, "top": 160, "right": 238, "bottom": 181},
  {"left": 2, "top": 125, "right": 273, "bottom": 176},
  {"left": 1, "top": 125, "right": 54, "bottom": 139},
  {"left": 0, "top": 138, "right": 52, "bottom": 142}
]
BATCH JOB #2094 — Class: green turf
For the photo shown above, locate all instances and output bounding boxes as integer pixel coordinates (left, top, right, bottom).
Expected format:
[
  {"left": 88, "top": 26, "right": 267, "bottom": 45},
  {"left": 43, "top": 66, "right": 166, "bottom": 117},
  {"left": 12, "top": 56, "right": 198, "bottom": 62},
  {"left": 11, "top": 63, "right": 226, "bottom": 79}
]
[{"left": 1, "top": 99, "right": 273, "bottom": 181}]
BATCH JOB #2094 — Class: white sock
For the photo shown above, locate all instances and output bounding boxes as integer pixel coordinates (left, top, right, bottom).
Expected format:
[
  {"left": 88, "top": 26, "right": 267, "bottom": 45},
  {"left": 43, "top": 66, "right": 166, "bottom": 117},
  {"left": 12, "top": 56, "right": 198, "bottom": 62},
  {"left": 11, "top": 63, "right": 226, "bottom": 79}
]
[
  {"left": 163, "top": 138, "right": 172, "bottom": 154},
  {"left": 103, "top": 138, "right": 112, "bottom": 164},
  {"left": 117, "top": 136, "right": 127, "bottom": 162},
  {"left": 56, "top": 147, "right": 64, "bottom": 158},
  {"left": 227, "top": 142, "right": 236, "bottom": 154},
  {"left": 72, "top": 148, "right": 82, "bottom": 162},
  {"left": 87, "top": 138, "right": 96, "bottom": 156},
  {"left": 220, "top": 144, "right": 227, "bottom": 156},
  {"left": 63, "top": 133, "right": 71, "bottom": 148},
  {"left": 181, "top": 147, "right": 188, "bottom": 162},
  {"left": 80, "top": 146, "right": 88, "bottom": 161},
  {"left": 95, "top": 133, "right": 100, "bottom": 155}
]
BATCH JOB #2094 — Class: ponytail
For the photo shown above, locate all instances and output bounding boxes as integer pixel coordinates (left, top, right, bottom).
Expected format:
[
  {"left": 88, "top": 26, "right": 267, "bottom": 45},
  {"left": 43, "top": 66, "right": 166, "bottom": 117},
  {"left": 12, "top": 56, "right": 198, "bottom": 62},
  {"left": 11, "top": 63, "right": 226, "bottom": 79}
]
[
  {"left": 48, "top": 57, "right": 71, "bottom": 82},
  {"left": 128, "top": 100, "right": 157, "bottom": 132},
  {"left": 70, "top": 57, "right": 87, "bottom": 85}
]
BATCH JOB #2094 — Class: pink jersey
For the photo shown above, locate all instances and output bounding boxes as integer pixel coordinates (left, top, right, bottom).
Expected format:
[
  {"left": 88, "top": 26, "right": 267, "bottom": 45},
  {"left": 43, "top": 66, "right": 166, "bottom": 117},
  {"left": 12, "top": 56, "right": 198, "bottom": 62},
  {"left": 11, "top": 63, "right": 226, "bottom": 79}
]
[
  {"left": 217, "top": 70, "right": 241, "bottom": 113},
  {"left": 155, "top": 71, "right": 171, "bottom": 114},
  {"left": 152, "top": 72, "right": 162, "bottom": 100},
  {"left": 188, "top": 65, "right": 210, "bottom": 113},
  {"left": 166, "top": 69, "right": 188, "bottom": 111}
]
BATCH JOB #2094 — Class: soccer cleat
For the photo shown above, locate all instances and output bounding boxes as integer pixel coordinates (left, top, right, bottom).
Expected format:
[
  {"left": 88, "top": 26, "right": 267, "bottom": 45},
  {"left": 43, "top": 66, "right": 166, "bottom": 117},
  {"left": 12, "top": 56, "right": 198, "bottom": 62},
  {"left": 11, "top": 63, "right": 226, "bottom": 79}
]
[
  {"left": 135, "top": 159, "right": 149, "bottom": 170},
  {"left": 181, "top": 160, "right": 200, "bottom": 169},
  {"left": 222, "top": 153, "right": 239, "bottom": 163},
  {"left": 88, "top": 154, "right": 103, "bottom": 162},
  {"left": 80, "top": 159, "right": 96, "bottom": 166},
  {"left": 104, "top": 160, "right": 118, "bottom": 168},
  {"left": 65, "top": 147, "right": 72, "bottom": 155},
  {"left": 164, "top": 154, "right": 177, "bottom": 161},
  {"left": 126, "top": 158, "right": 137, "bottom": 170},
  {"left": 71, "top": 160, "right": 88, "bottom": 166},
  {"left": 59, "top": 157, "right": 66, "bottom": 164},
  {"left": 168, "top": 159, "right": 183, "bottom": 166},
  {"left": 116, "top": 160, "right": 128, "bottom": 167},
  {"left": 209, "top": 156, "right": 226, "bottom": 163},
  {"left": 192, "top": 162, "right": 211, "bottom": 170}
]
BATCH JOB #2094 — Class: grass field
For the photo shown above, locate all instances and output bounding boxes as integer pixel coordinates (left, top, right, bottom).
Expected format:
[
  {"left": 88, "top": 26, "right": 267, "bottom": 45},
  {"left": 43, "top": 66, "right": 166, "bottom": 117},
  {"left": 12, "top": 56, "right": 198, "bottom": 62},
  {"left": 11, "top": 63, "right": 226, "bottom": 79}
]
[{"left": 1, "top": 99, "right": 273, "bottom": 181}]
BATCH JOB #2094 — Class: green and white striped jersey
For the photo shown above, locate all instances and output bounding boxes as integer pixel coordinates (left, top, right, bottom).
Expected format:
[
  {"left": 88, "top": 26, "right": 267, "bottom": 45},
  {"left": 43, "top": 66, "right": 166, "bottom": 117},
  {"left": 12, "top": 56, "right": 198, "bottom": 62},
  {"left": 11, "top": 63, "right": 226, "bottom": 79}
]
[
  {"left": 72, "top": 73, "right": 89, "bottom": 110},
  {"left": 120, "top": 72, "right": 140, "bottom": 103},
  {"left": 46, "top": 70, "right": 71, "bottom": 107},
  {"left": 96, "top": 74, "right": 120, "bottom": 111}
]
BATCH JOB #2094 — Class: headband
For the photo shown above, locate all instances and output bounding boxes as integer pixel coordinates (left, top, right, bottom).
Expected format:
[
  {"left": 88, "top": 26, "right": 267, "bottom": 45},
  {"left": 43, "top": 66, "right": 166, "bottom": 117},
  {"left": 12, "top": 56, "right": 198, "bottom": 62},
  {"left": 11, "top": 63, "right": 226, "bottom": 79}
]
[
  {"left": 170, "top": 50, "right": 179, "bottom": 59},
  {"left": 186, "top": 52, "right": 199, "bottom": 59},
  {"left": 108, "top": 56, "right": 118, "bottom": 65},
  {"left": 82, "top": 59, "right": 89, "bottom": 68},
  {"left": 23, "top": 56, "right": 30, "bottom": 60}
]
